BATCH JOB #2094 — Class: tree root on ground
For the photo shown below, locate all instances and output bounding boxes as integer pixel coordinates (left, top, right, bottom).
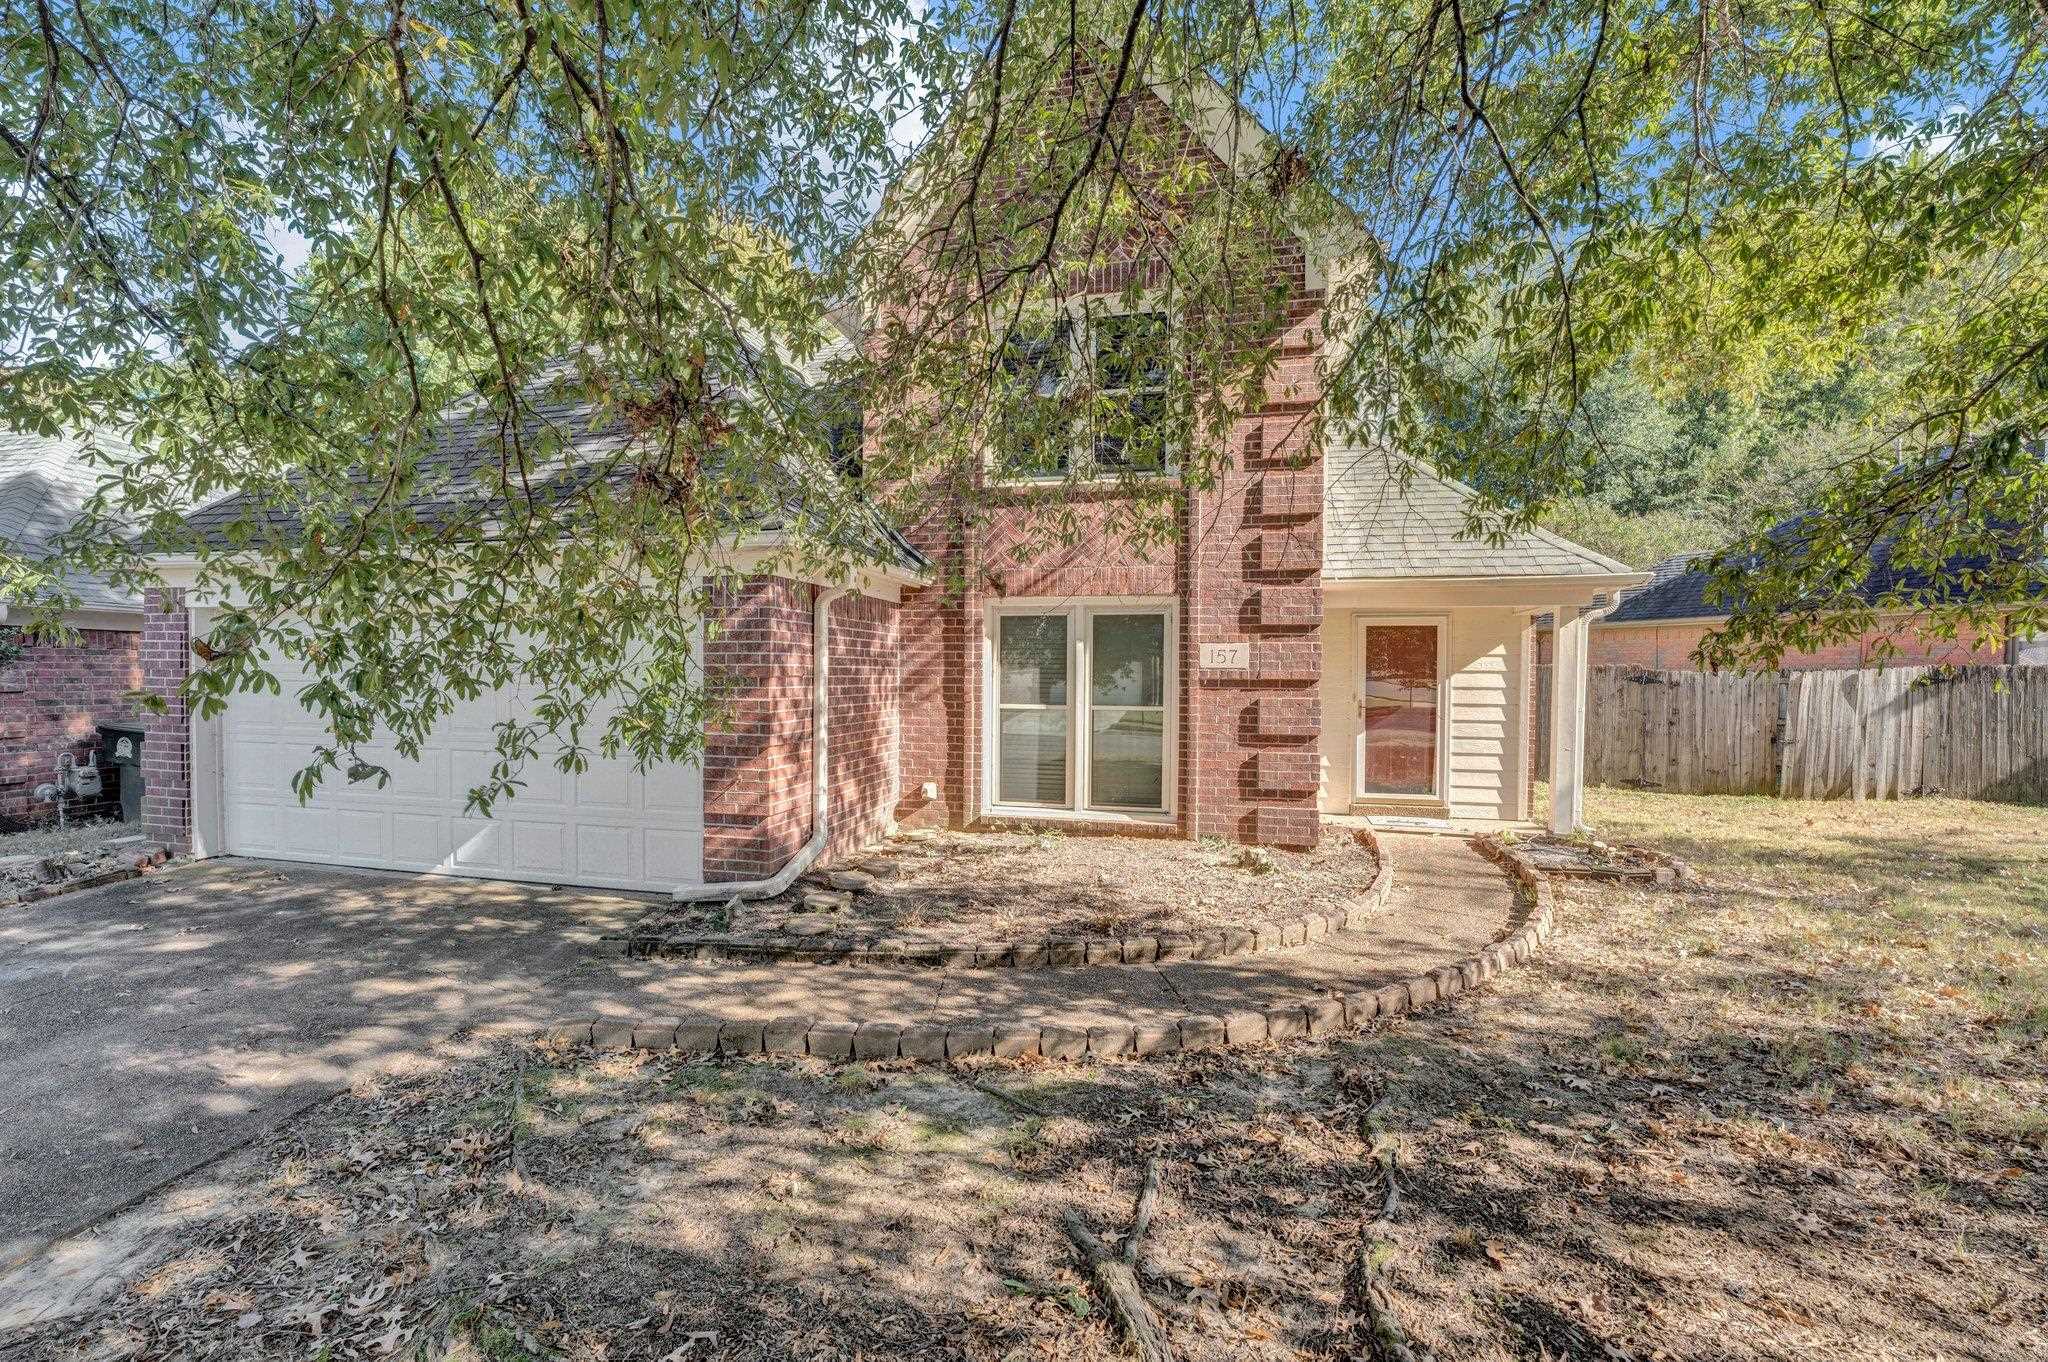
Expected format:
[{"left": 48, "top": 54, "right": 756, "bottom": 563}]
[
  {"left": 1347, "top": 1093, "right": 1435, "bottom": 1362},
  {"left": 1063, "top": 1157, "right": 1175, "bottom": 1362}
]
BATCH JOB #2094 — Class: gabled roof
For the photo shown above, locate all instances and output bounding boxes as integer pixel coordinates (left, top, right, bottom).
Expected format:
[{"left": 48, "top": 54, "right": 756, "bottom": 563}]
[
  {"left": 0, "top": 427, "right": 144, "bottom": 617},
  {"left": 1323, "top": 440, "right": 1637, "bottom": 581},
  {"left": 177, "top": 356, "right": 928, "bottom": 577},
  {"left": 1605, "top": 514, "right": 2039, "bottom": 624}
]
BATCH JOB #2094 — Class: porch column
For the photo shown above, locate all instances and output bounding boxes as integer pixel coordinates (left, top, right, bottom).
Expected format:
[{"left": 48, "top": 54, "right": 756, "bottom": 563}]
[{"left": 1547, "top": 604, "right": 1591, "bottom": 834}]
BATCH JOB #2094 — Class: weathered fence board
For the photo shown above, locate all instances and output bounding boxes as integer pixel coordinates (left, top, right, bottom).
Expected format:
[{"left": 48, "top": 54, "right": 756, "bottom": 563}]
[{"left": 1547, "top": 664, "right": 2048, "bottom": 804}]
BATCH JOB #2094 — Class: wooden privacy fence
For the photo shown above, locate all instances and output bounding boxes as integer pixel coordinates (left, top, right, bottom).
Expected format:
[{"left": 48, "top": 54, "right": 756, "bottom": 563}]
[{"left": 1536, "top": 664, "right": 2048, "bottom": 804}]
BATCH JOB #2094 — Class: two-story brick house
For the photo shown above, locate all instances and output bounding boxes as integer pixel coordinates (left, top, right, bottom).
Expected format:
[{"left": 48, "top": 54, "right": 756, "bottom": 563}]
[{"left": 138, "top": 72, "right": 1642, "bottom": 894}]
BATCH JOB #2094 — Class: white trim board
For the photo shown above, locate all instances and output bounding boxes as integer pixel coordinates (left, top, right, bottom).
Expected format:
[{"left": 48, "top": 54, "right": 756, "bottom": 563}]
[{"left": 980, "top": 596, "right": 1180, "bottom": 825}]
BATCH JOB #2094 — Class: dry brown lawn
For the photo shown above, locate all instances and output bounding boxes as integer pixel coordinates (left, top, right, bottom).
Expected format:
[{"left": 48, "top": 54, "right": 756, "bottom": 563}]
[{"left": 3, "top": 790, "right": 2042, "bottom": 1362}]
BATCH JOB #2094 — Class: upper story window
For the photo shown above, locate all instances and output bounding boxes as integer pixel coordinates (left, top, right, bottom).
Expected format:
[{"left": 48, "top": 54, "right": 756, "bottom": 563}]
[
  {"left": 1091, "top": 311, "right": 1170, "bottom": 474},
  {"left": 992, "top": 303, "right": 1175, "bottom": 481}
]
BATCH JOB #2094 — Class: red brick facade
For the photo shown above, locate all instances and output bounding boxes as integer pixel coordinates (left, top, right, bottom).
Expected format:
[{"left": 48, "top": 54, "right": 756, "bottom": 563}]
[
  {"left": 0, "top": 625, "right": 143, "bottom": 827},
  {"left": 824, "top": 589, "right": 901, "bottom": 860},
  {"left": 140, "top": 589, "right": 193, "bottom": 851},
  {"left": 698, "top": 578, "right": 902, "bottom": 882},
  {"left": 701, "top": 577, "right": 814, "bottom": 879},
  {"left": 886, "top": 90, "right": 1326, "bottom": 847},
  {"left": 129, "top": 77, "right": 1331, "bottom": 865}
]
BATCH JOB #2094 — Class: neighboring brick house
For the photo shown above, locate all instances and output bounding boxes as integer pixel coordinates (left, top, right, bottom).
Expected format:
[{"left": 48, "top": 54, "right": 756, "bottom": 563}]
[
  {"left": 0, "top": 429, "right": 146, "bottom": 828},
  {"left": 137, "top": 74, "right": 1642, "bottom": 894},
  {"left": 1537, "top": 530, "right": 2042, "bottom": 673}
]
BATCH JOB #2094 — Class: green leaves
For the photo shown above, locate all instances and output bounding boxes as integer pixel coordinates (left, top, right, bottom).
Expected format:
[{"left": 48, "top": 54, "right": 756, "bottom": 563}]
[
  {"left": 1304, "top": 0, "right": 2048, "bottom": 662},
  {"left": 2, "top": 0, "right": 2043, "bottom": 803}
]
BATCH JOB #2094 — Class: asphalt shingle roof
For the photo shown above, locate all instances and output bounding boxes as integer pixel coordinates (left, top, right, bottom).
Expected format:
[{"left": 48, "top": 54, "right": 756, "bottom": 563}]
[
  {"left": 0, "top": 427, "right": 143, "bottom": 616},
  {"left": 1606, "top": 515, "right": 2038, "bottom": 624},
  {"left": 178, "top": 357, "right": 926, "bottom": 576},
  {"left": 1323, "top": 441, "right": 1636, "bottom": 581}
]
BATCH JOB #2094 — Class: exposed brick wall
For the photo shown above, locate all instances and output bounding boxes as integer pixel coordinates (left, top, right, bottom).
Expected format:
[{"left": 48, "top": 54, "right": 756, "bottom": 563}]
[
  {"left": 0, "top": 626, "right": 143, "bottom": 826},
  {"left": 825, "top": 589, "right": 900, "bottom": 860},
  {"left": 701, "top": 577, "right": 814, "bottom": 881},
  {"left": 894, "top": 574, "right": 968, "bottom": 831},
  {"left": 878, "top": 83, "right": 1325, "bottom": 850},
  {"left": 701, "top": 578, "right": 901, "bottom": 882},
  {"left": 140, "top": 589, "right": 193, "bottom": 851},
  {"left": 1186, "top": 307, "right": 1324, "bottom": 849}
]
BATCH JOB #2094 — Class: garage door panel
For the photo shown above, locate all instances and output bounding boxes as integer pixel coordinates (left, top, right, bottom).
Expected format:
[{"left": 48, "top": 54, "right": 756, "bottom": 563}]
[
  {"left": 332, "top": 809, "right": 386, "bottom": 859},
  {"left": 573, "top": 757, "right": 637, "bottom": 814},
  {"left": 280, "top": 804, "right": 334, "bottom": 855},
  {"left": 227, "top": 801, "right": 282, "bottom": 854},
  {"left": 369, "top": 746, "right": 446, "bottom": 802},
  {"left": 514, "top": 763, "right": 569, "bottom": 807},
  {"left": 219, "top": 669, "right": 705, "bottom": 891},
  {"left": 511, "top": 822, "right": 567, "bottom": 873},
  {"left": 642, "top": 831, "right": 696, "bottom": 882},
  {"left": 227, "top": 739, "right": 281, "bottom": 799},
  {"left": 447, "top": 818, "right": 506, "bottom": 872},
  {"left": 391, "top": 813, "right": 446, "bottom": 865},
  {"left": 575, "top": 824, "right": 632, "bottom": 875},
  {"left": 641, "top": 762, "right": 699, "bottom": 815}
]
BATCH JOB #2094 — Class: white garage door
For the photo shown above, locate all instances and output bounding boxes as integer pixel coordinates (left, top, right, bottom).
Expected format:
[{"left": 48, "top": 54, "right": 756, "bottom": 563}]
[{"left": 218, "top": 671, "right": 704, "bottom": 892}]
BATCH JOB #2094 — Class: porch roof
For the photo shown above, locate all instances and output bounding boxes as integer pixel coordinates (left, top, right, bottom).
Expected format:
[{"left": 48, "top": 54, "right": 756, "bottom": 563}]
[{"left": 1322, "top": 442, "right": 1637, "bottom": 582}]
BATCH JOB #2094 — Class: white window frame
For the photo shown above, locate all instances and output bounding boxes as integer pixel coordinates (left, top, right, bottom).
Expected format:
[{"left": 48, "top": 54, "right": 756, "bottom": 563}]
[
  {"left": 983, "top": 597, "right": 1179, "bottom": 824},
  {"left": 1351, "top": 613, "right": 1450, "bottom": 805},
  {"left": 987, "top": 293, "right": 1180, "bottom": 484}
]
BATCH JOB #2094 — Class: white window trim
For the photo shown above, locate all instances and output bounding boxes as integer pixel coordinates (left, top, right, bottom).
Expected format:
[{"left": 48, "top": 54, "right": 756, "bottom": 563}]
[
  {"left": 1351, "top": 613, "right": 1450, "bottom": 805},
  {"left": 987, "top": 292, "right": 1181, "bottom": 485},
  {"left": 982, "top": 597, "right": 1179, "bottom": 824}
]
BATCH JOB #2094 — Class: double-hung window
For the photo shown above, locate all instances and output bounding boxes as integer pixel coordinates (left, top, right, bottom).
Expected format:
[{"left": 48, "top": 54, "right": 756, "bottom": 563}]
[
  {"left": 992, "top": 302, "right": 1175, "bottom": 480},
  {"left": 990, "top": 603, "right": 1175, "bottom": 818}
]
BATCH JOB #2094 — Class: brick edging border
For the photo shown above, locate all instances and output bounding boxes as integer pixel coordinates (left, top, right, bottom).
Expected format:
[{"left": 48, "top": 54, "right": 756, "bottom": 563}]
[
  {"left": 639, "top": 828, "right": 1394, "bottom": 970},
  {"left": 557, "top": 834, "right": 1558, "bottom": 1063},
  {"left": 2, "top": 843, "right": 175, "bottom": 908}
]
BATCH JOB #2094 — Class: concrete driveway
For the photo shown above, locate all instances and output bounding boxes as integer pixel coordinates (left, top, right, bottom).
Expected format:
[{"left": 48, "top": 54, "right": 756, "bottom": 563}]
[
  {"left": 1, "top": 834, "right": 1518, "bottom": 1282},
  {"left": 0, "top": 857, "right": 648, "bottom": 1270}
]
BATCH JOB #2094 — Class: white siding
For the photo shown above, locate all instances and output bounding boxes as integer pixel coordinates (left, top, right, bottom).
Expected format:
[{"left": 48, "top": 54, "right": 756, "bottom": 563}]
[{"left": 1318, "top": 607, "right": 1358, "bottom": 814}]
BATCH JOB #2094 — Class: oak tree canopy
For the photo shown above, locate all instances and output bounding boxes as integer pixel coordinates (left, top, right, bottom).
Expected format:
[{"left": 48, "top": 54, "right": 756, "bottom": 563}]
[{"left": 4, "top": 0, "right": 2043, "bottom": 802}]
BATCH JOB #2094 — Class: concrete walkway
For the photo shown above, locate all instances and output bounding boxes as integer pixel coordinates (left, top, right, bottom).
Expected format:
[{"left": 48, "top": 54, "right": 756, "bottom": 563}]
[
  {"left": 0, "top": 832, "right": 1518, "bottom": 1273},
  {"left": 551, "top": 831, "right": 1519, "bottom": 1030}
]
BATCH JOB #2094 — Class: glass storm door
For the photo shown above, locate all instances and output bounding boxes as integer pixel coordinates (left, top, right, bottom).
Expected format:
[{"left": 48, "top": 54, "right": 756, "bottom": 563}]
[
  {"left": 1087, "top": 612, "right": 1167, "bottom": 810},
  {"left": 1356, "top": 622, "right": 1440, "bottom": 798}
]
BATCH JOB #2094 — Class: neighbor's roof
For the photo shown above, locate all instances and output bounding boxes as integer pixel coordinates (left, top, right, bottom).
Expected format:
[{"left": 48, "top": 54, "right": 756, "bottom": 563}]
[
  {"left": 1323, "top": 442, "right": 1638, "bottom": 580},
  {"left": 177, "top": 356, "right": 927, "bottom": 576},
  {"left": 1606, "top": 515, "right": 2039, "bottom": 625},
  {"left": 0, "top": 427, "right": 143, "bottom": 616},
  {"left": 1531, "top": 551, "right": 1706, "bottom": 629}
]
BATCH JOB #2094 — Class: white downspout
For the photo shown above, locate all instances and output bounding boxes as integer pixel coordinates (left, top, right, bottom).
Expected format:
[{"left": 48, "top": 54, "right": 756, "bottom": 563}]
[{"left": 673, "top": 586, "right": 846, "bottom": 903}]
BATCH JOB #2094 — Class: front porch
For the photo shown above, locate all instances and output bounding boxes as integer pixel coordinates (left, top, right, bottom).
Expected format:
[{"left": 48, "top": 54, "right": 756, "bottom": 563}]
[{"left": 1314, "top": 578, "right": 1620, "bottom": 835}]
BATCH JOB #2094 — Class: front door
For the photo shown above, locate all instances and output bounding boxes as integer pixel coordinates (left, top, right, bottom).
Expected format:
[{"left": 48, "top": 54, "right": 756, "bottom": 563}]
[{"left": 1354, "top": 619, "right": 1442, "bottom": 801}]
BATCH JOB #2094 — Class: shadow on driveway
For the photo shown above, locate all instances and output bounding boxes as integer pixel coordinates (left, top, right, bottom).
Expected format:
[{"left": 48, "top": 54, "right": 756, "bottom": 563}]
[{"left": 0, "top": 857, "right": 649, "bottom": 1268}]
